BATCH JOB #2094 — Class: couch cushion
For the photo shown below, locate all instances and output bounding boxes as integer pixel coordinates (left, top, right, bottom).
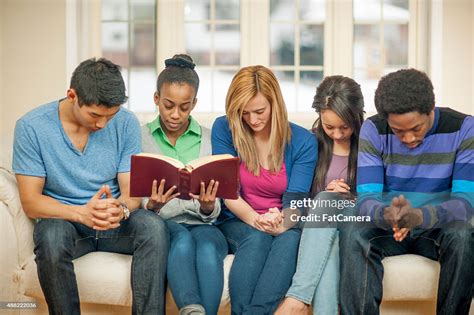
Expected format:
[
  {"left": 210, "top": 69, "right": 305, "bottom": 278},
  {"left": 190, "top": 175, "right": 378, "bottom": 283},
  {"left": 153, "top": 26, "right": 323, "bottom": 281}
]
[
  {"left": 22, "top": 252, "right": 235, "bottom": 307},
  {"left": 0, "top": 202, "right": 23, "bottom": 303},
  {"left": 0, "top": 167, "right": 35, "bottom": 267},
  {"left": 0, "top": 167, "right": 21, "bottom": 214},
  {"left": 221, "top": 254, "right": 234, "bottom": 304},
  {"left": 22, "top": 252, "right": 134, "bottom": 306},
  {"left": 382, "top": 254, "right": 440, "bottom": 300},
  {"left": 23, "top": 252, "right": 440, "bottom": 305}
]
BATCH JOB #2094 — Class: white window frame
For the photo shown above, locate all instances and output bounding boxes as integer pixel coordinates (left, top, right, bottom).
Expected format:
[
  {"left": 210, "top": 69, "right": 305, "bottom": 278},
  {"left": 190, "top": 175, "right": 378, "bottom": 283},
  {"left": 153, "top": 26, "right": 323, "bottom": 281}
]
[
  {"left": 69, "top": 0, "right": 428, "bottom": 124},
  {"left": 349, "top": 0, "right": 429, "bottom": 114}
]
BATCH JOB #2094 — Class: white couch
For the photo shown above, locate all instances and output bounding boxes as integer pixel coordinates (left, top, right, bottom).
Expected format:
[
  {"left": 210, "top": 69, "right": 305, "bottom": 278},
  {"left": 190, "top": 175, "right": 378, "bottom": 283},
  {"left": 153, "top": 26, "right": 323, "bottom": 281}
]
[{"left": 1, "top": 166, "right": 471, "bottom": 315}]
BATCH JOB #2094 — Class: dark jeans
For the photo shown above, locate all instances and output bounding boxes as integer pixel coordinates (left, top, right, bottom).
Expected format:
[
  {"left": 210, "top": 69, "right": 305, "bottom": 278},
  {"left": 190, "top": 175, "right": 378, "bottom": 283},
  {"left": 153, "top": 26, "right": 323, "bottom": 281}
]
[
  {"left": 166, "top": 221, "right": 228, "bottom": 315},
  {"left": 218, "top": 218, "right": 301, "bottom": 315},
  {"left": 339, "top": 222, "right": 474, "bottom": 315},
  {"left": 33, "top": 209, "right": 169, "bottom": 315}
]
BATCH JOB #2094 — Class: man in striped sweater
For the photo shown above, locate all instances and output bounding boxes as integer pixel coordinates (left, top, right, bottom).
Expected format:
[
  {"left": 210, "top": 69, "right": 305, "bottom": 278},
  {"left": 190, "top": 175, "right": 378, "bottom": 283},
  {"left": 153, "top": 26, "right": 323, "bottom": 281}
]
[{"left": 340, "top": 68, "right": 473, "bottom": 315}]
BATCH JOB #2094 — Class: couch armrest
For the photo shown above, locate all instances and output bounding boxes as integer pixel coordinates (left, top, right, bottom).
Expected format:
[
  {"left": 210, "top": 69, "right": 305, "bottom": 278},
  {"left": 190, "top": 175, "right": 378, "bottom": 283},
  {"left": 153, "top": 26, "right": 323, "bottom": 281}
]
[{"left": 0, "top": 167, "right": 35, "bottom": 267}]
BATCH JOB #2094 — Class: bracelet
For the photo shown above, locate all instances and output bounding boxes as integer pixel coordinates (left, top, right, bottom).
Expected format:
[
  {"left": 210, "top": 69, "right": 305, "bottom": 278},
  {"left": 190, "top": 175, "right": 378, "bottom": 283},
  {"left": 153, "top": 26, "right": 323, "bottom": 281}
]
[{"left": 119, "top": 202, "right": 130, "bottom": 221}]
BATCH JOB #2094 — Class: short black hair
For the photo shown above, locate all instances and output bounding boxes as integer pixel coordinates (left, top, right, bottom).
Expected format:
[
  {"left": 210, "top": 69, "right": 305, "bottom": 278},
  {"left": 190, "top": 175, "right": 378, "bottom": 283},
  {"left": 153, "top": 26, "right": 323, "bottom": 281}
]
[
  {"left": 374, "top": 68, "right": 434, "bottom": 118},
  {"left": 156, "top": 54, "right": 199, "bottom": 96},
  {"left": 70, "top": 57, "right": 127, "bottom": 107}
]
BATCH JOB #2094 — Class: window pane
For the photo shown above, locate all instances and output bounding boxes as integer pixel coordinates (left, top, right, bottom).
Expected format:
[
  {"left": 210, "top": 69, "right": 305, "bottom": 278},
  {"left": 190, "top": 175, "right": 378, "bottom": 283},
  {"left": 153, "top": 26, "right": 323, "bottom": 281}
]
[
  {"left": 383, "top": 0, "right": 409, "bottom": 22},
  {"left": 131, "top": 23, "right": 155, "bottom": 67},
  {"left": 270, "top": 24, "right": 294, "bottom": 65},
  {"left": 384, "top": 24, "right": 408, "bottom": 66},
  {"left": 300, "top": 24, "right": 324, "bottom": 66},
  {"left": 185, "top": 0, "right": 210, "bottom": 21},
  {"left": 274, "top": 71, "right": 296, "bottom": 112},
  {"left": 299, "top": 71, "right": 323, "bottom": 112},
  {"left": 270, "top": 0, "right": 295, "bottom": 20},
  {"left": 102, "top": 0, "right": 128, "bottom": 21},
  {"left": 128, "top": 68, "right": 157, "bottom": 112},
  {"left": 102, "top": 22, "right": 129, "bottom": 68},
  {"left": 213, "top": 70, "right": 236, "bottom": 112},
  {"left": 353, "top": 0, "right": 410, "bottom": 114},
  {"left": 353, "top": 25, "right": 380, "bottom": 68},
  {"left": 185, "top": 1, "right": 240, "bottom": 112},
  {"left": 300, "top": 0, "right": 325, "bottom": 22},
  {"left": 354, "top": 68, "right": 379, "bottom": 112},
  {"left": 193, "top": 67, "right": 212, "bottom": 112},
  {"left": 384, "top": 66, "right": 401, "bottom": 75},
  {"left": 131, "top": 0, "right": 155, "bottom": 21},
  {"left": 186, "top": 23, "right": 211, "bottom": 65},
  {"left": 121, "top": 68, "right": 129, "bottom": 105},
  {"left": 354, "top": 0, "right": 381, "bottom": 21},
  {"left": 216, "top": 0, "right": 239, "bottom": 20},
  {"left": 215, "top": 24, "right": 240, "bottom": 65},
  {"left": 385, "top": 0, "right": 408, "bottom": 10}
]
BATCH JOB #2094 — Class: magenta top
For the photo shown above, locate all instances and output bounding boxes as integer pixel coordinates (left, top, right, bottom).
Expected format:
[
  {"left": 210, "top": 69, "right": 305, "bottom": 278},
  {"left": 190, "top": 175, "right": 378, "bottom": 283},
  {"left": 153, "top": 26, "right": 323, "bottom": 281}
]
[{"left": 239, "top": 162, "right": 288, "bottom": 214}]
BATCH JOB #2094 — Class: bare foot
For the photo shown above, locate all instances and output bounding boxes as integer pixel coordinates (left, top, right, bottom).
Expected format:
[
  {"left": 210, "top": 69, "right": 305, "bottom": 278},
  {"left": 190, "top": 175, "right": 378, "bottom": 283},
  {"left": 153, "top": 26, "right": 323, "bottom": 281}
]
[{"left": 275, "top": 297, "right": 309, "bottom": 315}]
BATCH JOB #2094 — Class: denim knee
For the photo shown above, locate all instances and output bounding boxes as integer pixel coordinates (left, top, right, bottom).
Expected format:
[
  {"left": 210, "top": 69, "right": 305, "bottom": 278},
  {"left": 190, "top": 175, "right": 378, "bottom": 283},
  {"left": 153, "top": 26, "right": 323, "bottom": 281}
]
[
  {"left": 339, "top": 226, "right": 372, "bottom": 254},
  {"left": 440, "top": 225, "right": 473, "bottom": 253},
  {"left": 195, "top": 242, "right": 223, "bottom": 266},
  {"left": 281, "top": 228, "right": 302, "bottom": 242},
  {"left": 172, "top": 231, "right": 195, "bottom": 256},
  {"left": 127, "top": 210, "right": 169, "bottom": 253},
  {"left": 34, "top": 219, "right": 77, "bottom": 263},
  {"left": 240, "top": 229, "right": 273, "bottom": 251}
]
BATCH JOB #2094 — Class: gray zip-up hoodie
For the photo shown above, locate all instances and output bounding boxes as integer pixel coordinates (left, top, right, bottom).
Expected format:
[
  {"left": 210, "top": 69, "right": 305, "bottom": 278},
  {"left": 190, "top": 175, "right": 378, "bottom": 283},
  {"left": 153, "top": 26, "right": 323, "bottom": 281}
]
[{"left": 141, "top": 123, "right": 221, "bottom": 224}]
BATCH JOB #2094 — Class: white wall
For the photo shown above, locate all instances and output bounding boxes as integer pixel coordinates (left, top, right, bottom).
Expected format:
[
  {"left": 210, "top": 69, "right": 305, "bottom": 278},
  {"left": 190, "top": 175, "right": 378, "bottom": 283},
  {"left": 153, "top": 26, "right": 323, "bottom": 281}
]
[
  {"left": 441, "top": 0, "right": 473, "bottom": 115},
  {"left": 0, "top": 0, "right": 67, "bottom": 168},
  {"left": 0, "top": 0, "right": 5, "bottom": 167},
  {"left": 0, "top": 0, "right": 473, "bottom": 166}
]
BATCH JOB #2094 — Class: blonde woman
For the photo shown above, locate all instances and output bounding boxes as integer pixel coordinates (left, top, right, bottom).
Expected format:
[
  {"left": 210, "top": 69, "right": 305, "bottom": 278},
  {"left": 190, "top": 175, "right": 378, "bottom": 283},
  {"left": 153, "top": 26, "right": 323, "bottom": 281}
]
[{"left": 211, "top": 65, "right": 317, "bottom": 314}]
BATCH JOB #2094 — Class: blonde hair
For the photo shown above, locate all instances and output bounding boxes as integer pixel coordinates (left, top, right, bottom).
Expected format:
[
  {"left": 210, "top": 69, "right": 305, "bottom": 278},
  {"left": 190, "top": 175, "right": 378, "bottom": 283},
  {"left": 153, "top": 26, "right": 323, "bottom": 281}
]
[{"left": 225, "top": 65, "right": 291, "bottom": 175}]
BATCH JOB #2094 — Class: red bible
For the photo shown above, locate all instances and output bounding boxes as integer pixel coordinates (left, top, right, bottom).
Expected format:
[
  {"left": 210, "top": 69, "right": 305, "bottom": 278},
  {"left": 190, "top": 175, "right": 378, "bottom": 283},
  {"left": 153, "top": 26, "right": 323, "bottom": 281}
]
[{"left": 130, "top": 153, "right": 240, "bottom": 200}]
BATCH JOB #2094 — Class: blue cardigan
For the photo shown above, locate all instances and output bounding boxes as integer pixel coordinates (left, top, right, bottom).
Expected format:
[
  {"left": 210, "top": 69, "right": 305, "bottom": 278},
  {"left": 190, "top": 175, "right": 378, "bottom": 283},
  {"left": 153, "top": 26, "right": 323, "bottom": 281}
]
[{"left": 211, "top": 115, "right": 318, "bottom": 221}]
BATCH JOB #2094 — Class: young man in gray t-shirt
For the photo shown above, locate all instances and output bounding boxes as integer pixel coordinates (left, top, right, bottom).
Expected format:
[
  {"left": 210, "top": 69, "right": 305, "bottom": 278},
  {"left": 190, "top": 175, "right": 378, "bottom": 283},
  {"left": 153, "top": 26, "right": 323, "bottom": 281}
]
[{"left": 13, "top": 58, "right": 169, "bottom": 314}]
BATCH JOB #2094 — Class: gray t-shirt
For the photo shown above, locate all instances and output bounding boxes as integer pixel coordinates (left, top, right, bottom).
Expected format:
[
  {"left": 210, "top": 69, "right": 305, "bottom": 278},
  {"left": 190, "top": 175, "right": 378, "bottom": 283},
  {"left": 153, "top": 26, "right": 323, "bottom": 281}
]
[{"left": 13, "top": 100, "right": 141, "bottom": 205}]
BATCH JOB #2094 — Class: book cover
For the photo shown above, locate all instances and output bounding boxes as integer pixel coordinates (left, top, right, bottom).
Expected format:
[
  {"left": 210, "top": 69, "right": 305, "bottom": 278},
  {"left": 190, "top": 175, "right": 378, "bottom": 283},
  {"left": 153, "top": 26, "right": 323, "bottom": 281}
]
[{"left": 130, "top": 153, "right": 240, "bottom": 200}]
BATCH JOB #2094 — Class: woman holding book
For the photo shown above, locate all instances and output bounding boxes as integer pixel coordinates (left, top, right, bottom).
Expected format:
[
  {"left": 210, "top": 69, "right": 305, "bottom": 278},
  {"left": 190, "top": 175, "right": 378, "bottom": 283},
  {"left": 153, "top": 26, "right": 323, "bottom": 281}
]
[
  {"left": 211, "top": 65, "right": 318, "bottom": 314},
  {"left": 275, "top": 75, "right": 365, "bottom": 315},
  {"left": 141, "top": 54, "right": 228, "bottom": 315}
]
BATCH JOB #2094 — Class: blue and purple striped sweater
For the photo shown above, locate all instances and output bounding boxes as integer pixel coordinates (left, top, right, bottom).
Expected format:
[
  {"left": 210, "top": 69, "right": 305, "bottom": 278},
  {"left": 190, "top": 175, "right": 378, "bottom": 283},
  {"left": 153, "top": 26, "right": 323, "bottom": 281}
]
[{"left": 357, "top": 107, "right": 474, "bottom": 228}]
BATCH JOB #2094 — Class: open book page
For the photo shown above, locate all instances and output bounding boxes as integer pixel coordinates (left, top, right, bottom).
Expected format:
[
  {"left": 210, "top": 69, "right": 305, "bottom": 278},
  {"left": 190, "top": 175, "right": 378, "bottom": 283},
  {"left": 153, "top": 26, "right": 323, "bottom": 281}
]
[
  {"left": 186, "top": 154, "right": 235, "bottom": 169},
  {"left": 130, "top": 153, "right": 239, "bottom": 199},
  {"left": 134, "top": 153, "right": 185, "bottom": 169}
]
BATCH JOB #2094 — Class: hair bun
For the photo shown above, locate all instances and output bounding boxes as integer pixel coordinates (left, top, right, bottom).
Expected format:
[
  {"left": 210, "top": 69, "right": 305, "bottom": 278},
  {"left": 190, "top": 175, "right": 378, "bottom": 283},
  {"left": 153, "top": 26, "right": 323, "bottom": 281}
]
[{"left": 165, "top": 57, "right": 196, "bottom": 69}]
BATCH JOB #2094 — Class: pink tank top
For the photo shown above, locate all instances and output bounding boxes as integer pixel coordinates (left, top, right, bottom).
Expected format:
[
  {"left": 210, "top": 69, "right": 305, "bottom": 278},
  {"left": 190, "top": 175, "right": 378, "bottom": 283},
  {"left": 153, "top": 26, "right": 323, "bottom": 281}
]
[{"left": 239, "top": 162, "right": 287, "bottom": 214}]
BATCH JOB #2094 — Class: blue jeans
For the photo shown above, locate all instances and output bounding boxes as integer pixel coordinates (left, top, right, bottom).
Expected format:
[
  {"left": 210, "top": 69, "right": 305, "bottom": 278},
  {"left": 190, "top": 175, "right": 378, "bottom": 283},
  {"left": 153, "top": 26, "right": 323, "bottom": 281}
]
[
  {"left": 33, "top": 209, "right": 169, "bottom": 315},
  {"left": 339, "top": 222, "right": 474, "bottom": 315},
  {"left": 286, "top": 228, "right": 339, "bottom": 315},
  {"left": 286, "top": 191, "right": 342, "bottom": 314},
  {"left": 218, "top": 218, "right": 301, "bottom": 315},
  {"left": 166, "top": 221, "right": 228, "bottom": 315}
]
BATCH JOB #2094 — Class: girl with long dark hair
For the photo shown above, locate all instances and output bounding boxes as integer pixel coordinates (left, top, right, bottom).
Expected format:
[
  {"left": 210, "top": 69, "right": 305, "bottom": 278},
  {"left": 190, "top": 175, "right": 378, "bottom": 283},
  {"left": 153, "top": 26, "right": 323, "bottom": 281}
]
[{"left": 276, "top": 75, "right": 364, "bottom": 315}]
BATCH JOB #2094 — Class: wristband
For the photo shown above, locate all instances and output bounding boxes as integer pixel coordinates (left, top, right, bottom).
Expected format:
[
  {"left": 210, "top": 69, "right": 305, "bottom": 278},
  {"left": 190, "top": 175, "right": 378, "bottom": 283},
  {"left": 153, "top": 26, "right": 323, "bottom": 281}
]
[{"left": 120, "top": 202, "right": 130, "bottom": 221}]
